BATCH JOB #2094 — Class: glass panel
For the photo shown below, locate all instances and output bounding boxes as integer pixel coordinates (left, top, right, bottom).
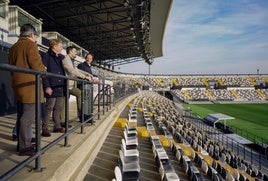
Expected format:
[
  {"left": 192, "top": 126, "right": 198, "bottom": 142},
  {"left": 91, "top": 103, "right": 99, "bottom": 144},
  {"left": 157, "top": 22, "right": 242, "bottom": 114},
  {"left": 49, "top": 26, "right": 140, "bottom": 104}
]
[
  {"left": 0, "top": 2, "right": 6, "bottom": 18},
  {"left": 18, "top": 11, "right": 40, "bottom": 35}
]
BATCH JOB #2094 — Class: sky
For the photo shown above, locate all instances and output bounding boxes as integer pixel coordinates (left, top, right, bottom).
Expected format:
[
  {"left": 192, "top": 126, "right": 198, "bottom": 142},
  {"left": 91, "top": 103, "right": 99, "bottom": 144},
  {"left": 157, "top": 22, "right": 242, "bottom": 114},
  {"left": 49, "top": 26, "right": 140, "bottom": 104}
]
[{"left": 120, "top": 0, "right": 268, "bottom": 75}]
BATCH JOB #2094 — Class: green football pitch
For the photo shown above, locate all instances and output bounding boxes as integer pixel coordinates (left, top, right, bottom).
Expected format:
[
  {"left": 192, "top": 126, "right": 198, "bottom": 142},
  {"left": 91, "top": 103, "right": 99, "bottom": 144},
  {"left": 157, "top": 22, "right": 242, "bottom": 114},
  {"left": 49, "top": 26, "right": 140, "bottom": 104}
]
[{"left": 182, "top": 103, "right": 268, "bottom": 143}]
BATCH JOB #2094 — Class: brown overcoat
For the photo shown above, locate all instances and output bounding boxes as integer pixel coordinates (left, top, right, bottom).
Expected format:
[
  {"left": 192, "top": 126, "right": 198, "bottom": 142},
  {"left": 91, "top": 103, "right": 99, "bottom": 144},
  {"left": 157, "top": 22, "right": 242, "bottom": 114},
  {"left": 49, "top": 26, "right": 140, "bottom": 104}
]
[{"left": 8, "top": 37, "right": 47, "bottom": 103}]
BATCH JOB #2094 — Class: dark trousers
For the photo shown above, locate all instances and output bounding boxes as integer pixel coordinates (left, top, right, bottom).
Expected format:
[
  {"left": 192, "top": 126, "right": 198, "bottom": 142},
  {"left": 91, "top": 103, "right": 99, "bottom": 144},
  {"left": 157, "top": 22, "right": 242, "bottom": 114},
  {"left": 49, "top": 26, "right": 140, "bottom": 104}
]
[
  {"left": 15, "top": 102, "right": 46, "bottom": 151},
  {"left": 18, "top": 103, "right": 35, "bottom": 152},
  {"left": 44, "top": 97, "right": 64, "bottom": 130}
]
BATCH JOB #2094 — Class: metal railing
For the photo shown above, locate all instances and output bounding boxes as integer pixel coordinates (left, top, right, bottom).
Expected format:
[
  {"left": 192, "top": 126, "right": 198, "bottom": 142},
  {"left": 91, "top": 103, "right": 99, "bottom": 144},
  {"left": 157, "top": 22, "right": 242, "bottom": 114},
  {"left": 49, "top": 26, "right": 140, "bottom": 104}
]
[
  {"left": 171, "top": 92, "right": 268, "bottom": 174},
  {"left": 231, "top": 125, "right": 268, "bottom": 146},
  {"left": 188, "top": 117, "right": 268, "bottom": 174},
  {"left": 183, "top": 108, "right": 268, "bottom": 158},
  {"left": 0, "top": 63, "right": 136, "bottom": 180}
]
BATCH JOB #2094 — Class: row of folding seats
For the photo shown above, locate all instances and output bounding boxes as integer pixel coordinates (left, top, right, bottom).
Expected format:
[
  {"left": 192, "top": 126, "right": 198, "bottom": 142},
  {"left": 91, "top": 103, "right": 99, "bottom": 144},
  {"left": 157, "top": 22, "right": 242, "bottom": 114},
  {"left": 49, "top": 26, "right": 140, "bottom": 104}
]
[
  {"left": 171, "top": 142, "right": 205, "bottom": 181},
  {"left": 128, "top": 98, "right": 139, "bottom": 124},
  {"left": 150, "top": 136, "right": 180, "bottom": 181},
  {"left": 113, "top": 99, "right": 141, "bottom": 181},
  {"left": 196, "top": 134, "right": 268, "bottom": 180},
  {"left": 143, "top": 93, "right": 232, "bottom": 181},
  {"left": 157, "top": 104, "right": 260, "bottom": 181},
  {"left": 142, "top": 102, "right": 156, "bottom": 134},
  {"left": 139, "top": 91, "right": 268, "bottom": 181},
  {"left": 118, "top": 122, "right": 140, "bottom": 180},
  {"left": 145, "top": 92, "right": 247, "bottom": 180},
  {"left": 199, "top": 159, "right": 225, "bottom": 181},
  {"left": 140, "top": 93, "right": 183, "bottom": 180},
  {"left": 112, "top": 131, "right": 139, "bottom": 180},
  {"left": 142, "top": 92, "right": 201, "bottom": 180},
  {"left": 170, "top": 117, "right": 264, "bottom": 181},
  {"left": 171, "top": 131, "right": 229, "bottom": 180},
  {"left": 172, "top": 122, "right": 246, "bottom": 181}
]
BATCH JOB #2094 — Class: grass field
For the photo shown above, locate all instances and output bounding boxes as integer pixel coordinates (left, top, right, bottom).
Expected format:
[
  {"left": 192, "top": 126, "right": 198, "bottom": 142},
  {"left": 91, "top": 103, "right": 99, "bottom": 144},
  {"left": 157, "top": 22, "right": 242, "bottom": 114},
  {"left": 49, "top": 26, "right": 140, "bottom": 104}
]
[{"left": 182, "top": 103, "right": 268, "bottom": 142}]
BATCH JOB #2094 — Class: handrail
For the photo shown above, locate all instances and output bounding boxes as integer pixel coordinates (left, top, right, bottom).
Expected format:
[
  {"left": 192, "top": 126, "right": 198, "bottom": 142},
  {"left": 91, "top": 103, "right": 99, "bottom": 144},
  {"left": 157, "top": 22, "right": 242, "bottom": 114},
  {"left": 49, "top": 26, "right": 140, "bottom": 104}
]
[{"left": 0, "top": 63, "right": 136, "bottom": 180}]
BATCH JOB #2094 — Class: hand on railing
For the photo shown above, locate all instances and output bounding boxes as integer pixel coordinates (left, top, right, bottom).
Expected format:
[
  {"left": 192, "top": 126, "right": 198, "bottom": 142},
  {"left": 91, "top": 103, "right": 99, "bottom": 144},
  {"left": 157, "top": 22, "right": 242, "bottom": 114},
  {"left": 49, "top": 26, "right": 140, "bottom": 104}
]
[
  {"left": 92, "top": 77, "right": 100, "bottom": 83},
  {"left": 84, "top": 75, "right": 93, "bottom": 82},
  {"left": 84, "top": 74, "right": 100, "bottom": 84}
]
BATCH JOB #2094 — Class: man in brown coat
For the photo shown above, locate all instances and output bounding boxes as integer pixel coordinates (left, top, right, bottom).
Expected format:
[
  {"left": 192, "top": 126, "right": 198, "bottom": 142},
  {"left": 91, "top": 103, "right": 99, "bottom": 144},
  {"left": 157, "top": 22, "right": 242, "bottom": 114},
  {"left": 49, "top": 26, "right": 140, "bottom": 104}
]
[{"left": 8, "top": 24, "right": 47, "bottom": 156}]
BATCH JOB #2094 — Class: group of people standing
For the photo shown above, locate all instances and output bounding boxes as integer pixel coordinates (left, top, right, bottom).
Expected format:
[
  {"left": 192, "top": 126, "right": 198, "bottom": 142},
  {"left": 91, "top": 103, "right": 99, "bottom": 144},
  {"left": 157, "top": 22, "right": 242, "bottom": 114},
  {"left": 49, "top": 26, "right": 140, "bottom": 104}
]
[{"left": 8, "top": 23, "right": 99, "bottom": 156}]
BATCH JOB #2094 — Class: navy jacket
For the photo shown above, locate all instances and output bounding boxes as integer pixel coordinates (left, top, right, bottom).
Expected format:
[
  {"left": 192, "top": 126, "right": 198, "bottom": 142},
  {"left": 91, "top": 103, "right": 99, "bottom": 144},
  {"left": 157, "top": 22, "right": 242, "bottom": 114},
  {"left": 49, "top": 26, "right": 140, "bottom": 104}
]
[
  {"left": 42, "top": 49, "right": 66, "bottom": 98},
  {"left": 77, "top": 62, "right": 93, "bottom": 75}
]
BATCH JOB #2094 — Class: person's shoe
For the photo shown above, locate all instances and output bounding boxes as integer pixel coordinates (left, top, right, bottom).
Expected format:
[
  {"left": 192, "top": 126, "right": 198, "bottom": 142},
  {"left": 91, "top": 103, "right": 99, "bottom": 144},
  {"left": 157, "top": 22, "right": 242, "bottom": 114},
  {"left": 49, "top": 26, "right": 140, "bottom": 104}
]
[
  {"left": 31, "top": 138, "right": 36, "bottom": 142},
  {"left": 60, "top": 122, "right": 72, "bottom": 128},
  {"left": 79, "top": 114, "right": 93, "bottom": 122},
  {"left": 41, "top": 129, "right": 51, "bottom": 137},
  {"left": 19, "top": 148, "right": 35, "bottom": 156},
  {"left": 12, "top": 134, "right": 17, "bottom": 141},
  {"left": 53, "top": 127, "right": 64, "bottom": 133}
]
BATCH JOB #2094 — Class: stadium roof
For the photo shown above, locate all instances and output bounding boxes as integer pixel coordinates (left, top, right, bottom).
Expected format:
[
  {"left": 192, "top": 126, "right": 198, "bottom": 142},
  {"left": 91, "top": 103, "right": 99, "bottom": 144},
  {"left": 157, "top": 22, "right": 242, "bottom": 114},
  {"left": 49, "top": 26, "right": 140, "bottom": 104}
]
[{"left": 9, "top": 0, "right": 173, "bottom": 67}]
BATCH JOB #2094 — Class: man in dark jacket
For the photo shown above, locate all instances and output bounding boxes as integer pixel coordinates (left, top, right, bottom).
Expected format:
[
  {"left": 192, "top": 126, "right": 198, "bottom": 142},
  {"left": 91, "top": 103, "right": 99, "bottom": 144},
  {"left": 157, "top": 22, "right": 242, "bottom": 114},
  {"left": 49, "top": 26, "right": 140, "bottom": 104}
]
[
  {"left": 77, "top": 53, "right": 100, "bottom": 85},
  {"left": 76, "top": 53, "right": 100, "bottom": 123},
  {"left": 41, "top": 39, "right": 66, "bottom": 136}
]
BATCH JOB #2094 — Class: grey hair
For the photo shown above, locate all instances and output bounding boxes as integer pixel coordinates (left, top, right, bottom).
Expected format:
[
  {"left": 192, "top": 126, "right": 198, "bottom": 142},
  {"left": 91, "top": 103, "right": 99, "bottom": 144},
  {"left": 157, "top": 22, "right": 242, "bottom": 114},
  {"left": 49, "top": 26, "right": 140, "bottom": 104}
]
[{"left": 20, "top": 23, "right": 37, "bottom": 37}]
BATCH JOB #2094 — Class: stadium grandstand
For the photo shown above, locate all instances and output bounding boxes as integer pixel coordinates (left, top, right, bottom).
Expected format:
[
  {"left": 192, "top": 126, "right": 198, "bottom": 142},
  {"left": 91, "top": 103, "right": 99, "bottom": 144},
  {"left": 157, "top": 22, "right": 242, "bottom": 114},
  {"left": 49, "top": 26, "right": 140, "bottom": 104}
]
[{"left": 0, "top": 0, "right": 268, "bottom": 180}]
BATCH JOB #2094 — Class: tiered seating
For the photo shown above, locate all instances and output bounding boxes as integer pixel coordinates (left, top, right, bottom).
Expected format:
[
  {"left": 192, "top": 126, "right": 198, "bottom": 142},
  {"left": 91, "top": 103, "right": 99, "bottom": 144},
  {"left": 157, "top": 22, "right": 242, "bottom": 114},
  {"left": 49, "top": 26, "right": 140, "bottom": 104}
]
[
  {"left": 138, "top": 91, "right": 268, "bottom": 181},
  {"left": 218, "top": 76, "right": 252, "bottom": 87},
  {"left": 142, "top": 76, "right": 159, "bottom": 88},
  {"left": 255, "top": 89, "right": 266, "bottom": 99},
  {"left": 176, "top": 76, "right": 204, "bottom": 87},
  {"left": 187, "top": 88, "right": 209, "bottom": 101},
  {"left": 171, "top": 89, "right": 186, "bottom": 101},
  {"left": 209, "top": 89, "right": 234, "bottom": 101},
  {"left": 155, "top": 77, "right": 165, "bottom": 87},
  {"left": 201, "top": 77, "right": 209, "bottom": 87},
  {"left": 171, "top": 77, "right": 179, "bottom": 86},
  {"left": 229, "top": 89, "right": 239, "bottom": 99},
  {"left": 151, "top": 136, "right": 180, "bottom": 181},
  {"left": 94, "top": 69, "right": 268, "bottom": 102},
  {"left": 119, "top": 133, "right": 140, "bottom": 180},
  {"left": 234, "top": 88, "right": 263, "bottom": 101},
  {"left": 128, "top": 102, "right": 138, "bottom": 128},
  {"left": 115, "top": 98, "right": 141, "bottom": 180},
  {"left": 141, "top": 100, "right": 155, "bottom": 136},
  {"left": 259, "top": 89, "right": 268, "bottom": 100},
  {"left": 139, "top": 93, "right": 182, "bottom": 180},
  {"left": 205, "top": 89, "right": 214, "bottom": 100}
]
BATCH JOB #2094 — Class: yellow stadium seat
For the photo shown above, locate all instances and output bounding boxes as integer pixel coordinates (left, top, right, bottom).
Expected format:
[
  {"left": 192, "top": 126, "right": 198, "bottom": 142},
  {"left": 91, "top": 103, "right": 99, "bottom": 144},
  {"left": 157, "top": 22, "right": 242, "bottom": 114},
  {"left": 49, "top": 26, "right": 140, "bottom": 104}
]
[
  {"left": 137, "top": 108, "right": 143, "bottom": 112},
  {"left": 126, "top": 103, "right": 132, "bottom": 108},
  {"left": 137, "top": 126, "right": 149, "bottom": 137},
  {"left": 158, "top": 135, "right": 171, "bottom": 147},
  {"left": 148, "top": 112, "right": 153, "bottom": 117},
  {"left": 113, "top": 118, "right": 127, "bottom": 128}
]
